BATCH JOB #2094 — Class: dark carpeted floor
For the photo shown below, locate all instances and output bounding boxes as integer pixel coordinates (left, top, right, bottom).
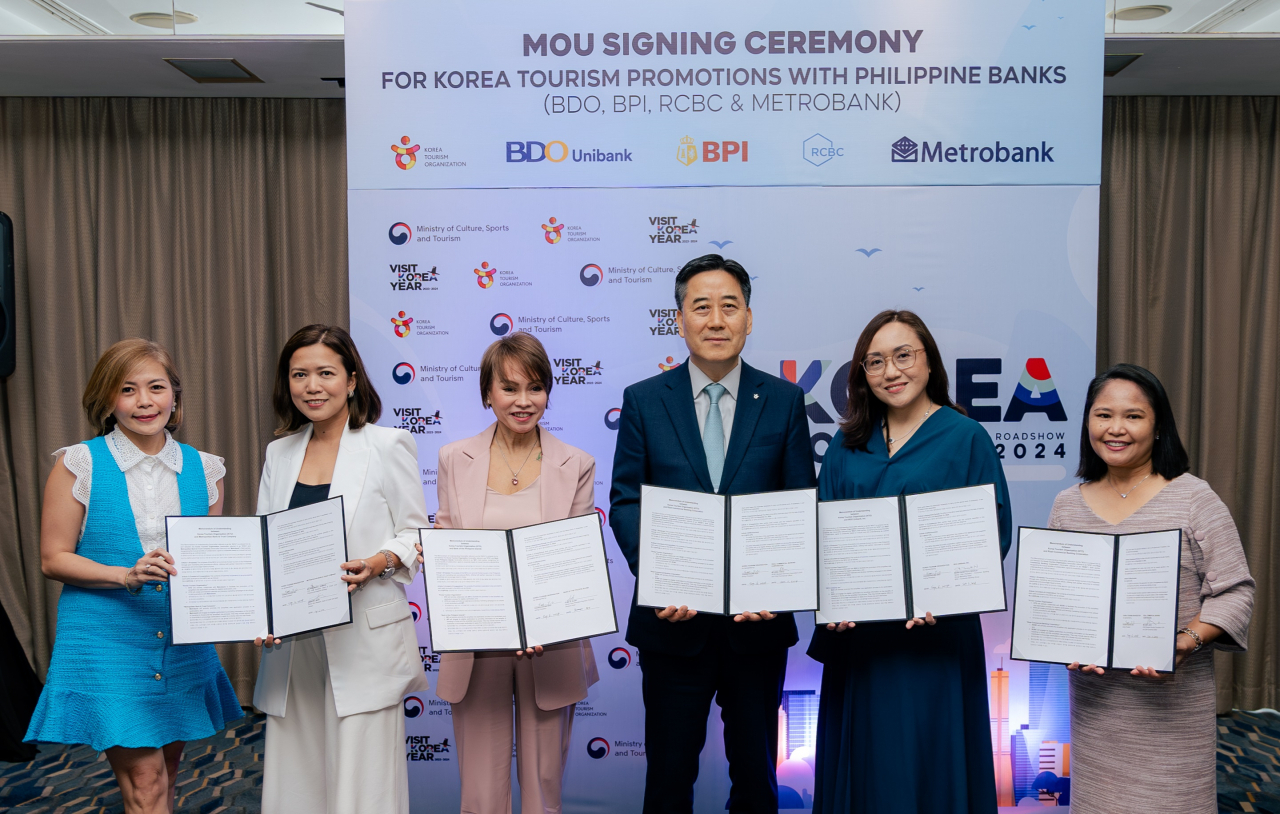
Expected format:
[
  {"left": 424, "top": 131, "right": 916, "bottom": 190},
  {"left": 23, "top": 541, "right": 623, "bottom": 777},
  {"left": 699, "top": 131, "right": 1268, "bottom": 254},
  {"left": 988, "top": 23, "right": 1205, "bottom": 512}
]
[{"left": 1, "top": 710, "right": 1278, "bottom": 813}]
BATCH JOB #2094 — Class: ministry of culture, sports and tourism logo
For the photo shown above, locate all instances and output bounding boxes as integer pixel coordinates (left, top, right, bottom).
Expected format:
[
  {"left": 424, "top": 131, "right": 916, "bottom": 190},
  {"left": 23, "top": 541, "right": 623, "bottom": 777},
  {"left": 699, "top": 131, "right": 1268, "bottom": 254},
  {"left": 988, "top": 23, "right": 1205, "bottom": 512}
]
[
  {"left": 392, "top": 362, "right": 415, "bottom": 385},
  {"left": 595, "top": 506, "right": 607, "bottom": 525},
  {"left": 404, "top": 696, "right": 424, "bottom": 718},
  {"left": 580, "top": 264, "right": 602, "bottom": 286},
  {"left": 891, "top": 136, "right": 919, "bottom": 162},
  {"left": 587, "top": 738, "right": 610, "bottom": 759},
  {"left": 604, "top": 407, "right": 621, "bottom": 430},
  {"left": 475, "top": 262, "right": 497, "bottom": 289},
  {"left": 391, "top": 311, "right": 413, "bottom": 338},
  {"left": 607, "top": 647, "right": 632, "bottom": 669},
  {"left": 408, "top": 601, "right": 422, "bottom": 623},
  {"left": 388, "top": 222, "right": 412, "bottom": 245},
  {"left": 542, "top": 216, "right": 564, "bottom": 244},
  {"left": 677, "top": 135, "right": 698, "bottom": 166},
  {"left": 490, "top": 313, "right": 514, "bottom": 336},
  {"left": 392, "top": 136, "right": 420, "bottom": 170}
]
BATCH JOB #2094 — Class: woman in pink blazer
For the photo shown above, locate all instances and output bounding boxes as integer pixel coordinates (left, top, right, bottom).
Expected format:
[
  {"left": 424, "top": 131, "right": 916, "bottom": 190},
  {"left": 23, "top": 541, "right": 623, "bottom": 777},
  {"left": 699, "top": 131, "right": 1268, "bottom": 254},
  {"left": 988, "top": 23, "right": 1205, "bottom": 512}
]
[{"left": 432, "top": 331, "right": 599, "bottom": 814}]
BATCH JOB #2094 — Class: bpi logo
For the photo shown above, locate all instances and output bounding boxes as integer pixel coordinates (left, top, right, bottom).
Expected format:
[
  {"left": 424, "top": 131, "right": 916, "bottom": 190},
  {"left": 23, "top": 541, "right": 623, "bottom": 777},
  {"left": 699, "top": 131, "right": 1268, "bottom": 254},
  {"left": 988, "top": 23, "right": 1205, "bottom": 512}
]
[
  {"left": 390, "top": 311, "right": 413, "bottom": 338},
  {"left": 658, "top": 356, "right": 680, "bottom": 372},
  {"left": 490, "top": 313, "right": 514, "bottom": 336},
  {"left": 587, "top": 738, "right": 611, "bottom": 759},
  {"left": 580, "top": 264, "right": 602, "bottom": 286},
  {"left": 408, "top": 601, "right": 422, "bottom": 623},
  {"left": 392, "top": 136, "right": 420, "bottom": 170},
  {"left": 891, "top": 136, "right": 919, "bottom": 162},
  {"left": 803, "top": 133, "right": 843, "bottom": 166},
  {"left": 604, "top": 407, "right": 621, "bottom": 430},
  {"left": 542, "top": 217, "right": 564, "bottom": 244},
  {"left": 388, "top": 222, "right": 412, "bottom": 245},
  {"left": 507, "top": 140, "right": 569, "bottom": 163},
  {"left": 475, "top": 262, "right": 497, "bottom": 289},
  {"left": 679, "top": 136, "right": 748, "bottom": 163},
  {"left": 404, "top": 696, "right": 424, "bottom": 718},
  {"left": 607, "top": 647, "right": 632, "bottom": 669},
  {"left": 392, "top": 362, "right": 415, "bottom": 385}
]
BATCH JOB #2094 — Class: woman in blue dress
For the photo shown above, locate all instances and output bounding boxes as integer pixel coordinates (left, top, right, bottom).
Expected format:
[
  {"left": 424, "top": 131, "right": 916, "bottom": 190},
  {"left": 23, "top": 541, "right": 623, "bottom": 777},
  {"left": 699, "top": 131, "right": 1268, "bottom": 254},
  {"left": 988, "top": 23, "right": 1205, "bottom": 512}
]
[
  {"left": 808, "top": 310, "right": 1011, "bottom": 814},
  {"left": 26, "top": 339, "right": 241, "bottom": 814}
]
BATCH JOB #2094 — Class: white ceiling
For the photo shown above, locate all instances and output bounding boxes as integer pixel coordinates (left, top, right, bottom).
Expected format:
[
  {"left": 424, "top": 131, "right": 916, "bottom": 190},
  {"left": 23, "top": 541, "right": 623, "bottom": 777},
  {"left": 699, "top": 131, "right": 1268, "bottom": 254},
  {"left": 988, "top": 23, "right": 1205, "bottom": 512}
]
[{"left": 1108, "top": 0, "right": 1280, "bottom": 32}]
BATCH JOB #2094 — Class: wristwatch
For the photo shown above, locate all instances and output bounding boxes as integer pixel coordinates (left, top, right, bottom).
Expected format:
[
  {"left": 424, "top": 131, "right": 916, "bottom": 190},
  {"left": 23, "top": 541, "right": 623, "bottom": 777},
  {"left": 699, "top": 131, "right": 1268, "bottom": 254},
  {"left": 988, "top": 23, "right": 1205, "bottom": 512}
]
[{"left": 377, "top": 549, "right": 398, "bottom": 580}]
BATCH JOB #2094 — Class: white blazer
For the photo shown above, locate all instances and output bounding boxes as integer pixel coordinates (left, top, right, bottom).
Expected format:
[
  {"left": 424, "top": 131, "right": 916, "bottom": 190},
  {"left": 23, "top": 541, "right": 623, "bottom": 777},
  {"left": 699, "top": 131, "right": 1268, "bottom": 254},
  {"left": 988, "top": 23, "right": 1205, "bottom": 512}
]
[{"left": 252, "top": 422, "right": 430, "bottom": 718}]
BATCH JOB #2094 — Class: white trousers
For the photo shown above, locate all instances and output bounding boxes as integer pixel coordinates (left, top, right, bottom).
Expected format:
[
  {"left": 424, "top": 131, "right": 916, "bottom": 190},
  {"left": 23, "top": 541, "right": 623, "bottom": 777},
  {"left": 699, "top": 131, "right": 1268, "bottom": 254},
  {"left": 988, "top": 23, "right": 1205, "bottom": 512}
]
[{"left": 261, "top": 632, "right": 409, "bottom": 814}]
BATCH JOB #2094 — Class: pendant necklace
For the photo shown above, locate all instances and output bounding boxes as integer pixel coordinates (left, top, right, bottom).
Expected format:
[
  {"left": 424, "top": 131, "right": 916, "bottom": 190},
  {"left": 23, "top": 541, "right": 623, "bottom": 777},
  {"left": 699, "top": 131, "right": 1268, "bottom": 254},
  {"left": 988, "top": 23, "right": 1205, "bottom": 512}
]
[
  {"left": 497, "top": 436, "right": 540, "bottom": 486},
  {"left": 887, "top": 403, "right": 933, "bottom": 446},
  {"left": 1108, "top": 471, "right": 1151, "bottom": 499}
]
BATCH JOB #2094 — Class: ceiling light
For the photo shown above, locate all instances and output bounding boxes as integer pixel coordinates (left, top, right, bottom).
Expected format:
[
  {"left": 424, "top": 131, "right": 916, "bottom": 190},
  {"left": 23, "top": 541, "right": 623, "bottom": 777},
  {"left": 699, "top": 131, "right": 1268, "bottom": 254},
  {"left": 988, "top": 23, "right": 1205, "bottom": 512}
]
[
  {"left": 1108, "top": 5, "right": 1172, "bottom": 21},
  {"left": 164, "top": 59, "right": 263, "bottom": 84},
  {"left": 131, "top": 11, "right": 198, "bottom": 29}
]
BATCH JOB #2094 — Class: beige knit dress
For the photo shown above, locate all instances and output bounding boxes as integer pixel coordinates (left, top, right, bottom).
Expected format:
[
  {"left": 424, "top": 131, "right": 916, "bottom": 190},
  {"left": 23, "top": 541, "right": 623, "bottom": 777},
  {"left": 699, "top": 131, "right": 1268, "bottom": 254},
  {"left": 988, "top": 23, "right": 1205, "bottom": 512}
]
[{"left": 1047, "top": 474, "right": 1255, "bottom": 814}]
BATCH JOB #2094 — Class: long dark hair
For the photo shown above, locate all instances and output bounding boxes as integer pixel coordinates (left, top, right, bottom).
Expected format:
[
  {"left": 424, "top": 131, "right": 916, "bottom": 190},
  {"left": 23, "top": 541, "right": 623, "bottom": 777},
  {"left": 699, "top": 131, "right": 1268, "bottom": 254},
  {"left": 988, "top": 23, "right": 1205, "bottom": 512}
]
[
  {"left": 1076, "top": 363, "right": 1189, "bottom": 481},
  {"left": 839, "top": 310, "right": 963, "bottom": 452},
  {"left": 273, "top": 324, "right": 382, "bottom": 435}
]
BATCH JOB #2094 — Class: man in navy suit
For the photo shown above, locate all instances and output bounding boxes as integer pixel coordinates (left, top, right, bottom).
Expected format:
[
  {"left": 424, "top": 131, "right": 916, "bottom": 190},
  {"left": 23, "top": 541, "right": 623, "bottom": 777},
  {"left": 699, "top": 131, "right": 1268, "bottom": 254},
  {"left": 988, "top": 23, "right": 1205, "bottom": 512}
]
[{"left": 610, "top": 254, "right": 816, "bottom": 814}]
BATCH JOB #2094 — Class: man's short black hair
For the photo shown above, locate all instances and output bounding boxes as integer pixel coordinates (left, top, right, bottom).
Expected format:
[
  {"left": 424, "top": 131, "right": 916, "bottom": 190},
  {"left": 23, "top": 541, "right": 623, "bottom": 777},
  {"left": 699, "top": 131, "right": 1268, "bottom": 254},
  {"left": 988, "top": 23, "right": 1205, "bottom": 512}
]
[{"left": 674, "top": 254, "right": 752, "bottom": 311}]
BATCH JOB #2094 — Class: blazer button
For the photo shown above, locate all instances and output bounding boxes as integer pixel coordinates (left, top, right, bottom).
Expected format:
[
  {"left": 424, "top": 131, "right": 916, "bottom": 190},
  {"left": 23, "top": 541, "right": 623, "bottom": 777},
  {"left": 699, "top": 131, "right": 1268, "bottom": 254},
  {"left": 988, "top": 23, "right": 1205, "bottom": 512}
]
[
  {"left": 156, "top": 631, "right": 165, "bottom": 639},
  {"left": 154, "top": 673, "right": 163, "bottom": 680},
  {"left": 155, "top": 584, "right": 163, "bottom": 592}
]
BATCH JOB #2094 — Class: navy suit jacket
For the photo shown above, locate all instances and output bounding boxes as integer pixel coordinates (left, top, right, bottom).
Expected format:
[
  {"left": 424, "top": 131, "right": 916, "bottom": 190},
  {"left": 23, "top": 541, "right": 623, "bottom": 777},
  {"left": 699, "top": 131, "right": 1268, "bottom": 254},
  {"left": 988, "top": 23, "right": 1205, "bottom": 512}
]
[{"left": 609, "top": 359, "right": 816, "bottom": 656}]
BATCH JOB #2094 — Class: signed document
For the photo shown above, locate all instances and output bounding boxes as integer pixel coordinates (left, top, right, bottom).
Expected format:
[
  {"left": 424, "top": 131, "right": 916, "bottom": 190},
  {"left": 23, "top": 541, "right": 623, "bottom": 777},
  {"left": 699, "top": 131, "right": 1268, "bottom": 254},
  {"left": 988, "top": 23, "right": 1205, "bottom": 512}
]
[
  {"left": 637, "top": 485, "right": 818, "bottom": 616},
  {"left": 420, "top": 513, "right": 616, "bottom": 652},
  {"left": 166, "top": 497, "right": 351, "bottom": 644},
  {"left": 816, "top": 485, "right": 1006, "bottom": 624},
  {"left": 1011, "top": 527, "right": 1181, "bottom": 672}
]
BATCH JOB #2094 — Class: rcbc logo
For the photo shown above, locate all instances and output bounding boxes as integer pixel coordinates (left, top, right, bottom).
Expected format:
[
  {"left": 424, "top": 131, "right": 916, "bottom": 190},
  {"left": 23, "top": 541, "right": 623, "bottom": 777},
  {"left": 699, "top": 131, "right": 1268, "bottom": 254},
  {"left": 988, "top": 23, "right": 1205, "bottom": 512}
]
[
  {"left": 542, "top": 217, "right": 564, "bottom": 244},
  {"left": 404, "top": 696, "right": 424, "bottom": 718},
  {"left": 580, "top": 264, "right": 602, "bottom": 286},
  {"left": 408, "top": 601, "right": 422, "bottom": 623},
  {"left": 392, "top": 136, "right": 420, "bottom": 170},
  {"left": 490, "top": 313, "right": 514, "bottom": 336},
  {"left": 475, "top": 262, "right": 497, "bottom": 289},
  {"left": 604, "top": 407, "right": 621, "bottom": 430},
  {"left": 607, "top": 647, "right": 632, "bottom": 669},
  {"left": 392, "top": 362, "right": 415, "bottom": 385},
  {"left": 506, "top": 140, "right": 569, "bottom": 163},
  {"left": 388, "top": 222, "right": 412, "bottom": 245},
  {"left": 587, "top": 738, "right": 610, "bottom": 759}
]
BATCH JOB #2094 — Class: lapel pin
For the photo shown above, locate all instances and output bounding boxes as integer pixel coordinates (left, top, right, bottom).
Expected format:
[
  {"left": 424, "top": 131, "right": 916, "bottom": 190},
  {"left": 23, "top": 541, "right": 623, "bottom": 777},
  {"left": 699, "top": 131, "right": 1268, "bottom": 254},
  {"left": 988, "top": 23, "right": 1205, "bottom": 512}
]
[{"left": 754, "top": 394, "right": 759, "bottom": 399}]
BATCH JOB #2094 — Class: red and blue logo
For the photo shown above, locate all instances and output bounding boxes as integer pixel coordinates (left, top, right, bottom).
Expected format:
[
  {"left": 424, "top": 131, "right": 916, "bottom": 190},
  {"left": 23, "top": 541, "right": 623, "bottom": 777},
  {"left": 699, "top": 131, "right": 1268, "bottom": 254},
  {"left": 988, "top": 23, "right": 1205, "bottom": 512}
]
[
  {"left": 408, "top": 601, "right": 422, "bottom": 623},
  {"left": 781, "top": 360, "right": 835, "bottom": 423},
  {"left": 587, "top": 737, "right": 610, "bottom": 758},
  {"left": 604, "top": 407, "right": 621, "bottom": 430},
  {"left": 490, "top": 313, "right": 514, "bottom": 336},
  {"left": 1006, "top": 358, "right": 1068, "bottom": 422},
  {"left": 580, "top": 263, "right": 602, "bottom": 286},
  {"left": 595, "top": 507, "right": 607, "bottom": 526},
  {"left": 392, "top": 362, "right": 415, "bottom": 385},
  {"left": 404, "top": 696, "right": 424, "bottom": 718},
  {"left": 607, "top": 647, "right": 631, "bottom": 669},
  {"left": 388, "top": 222, "right": 411, "bottom": 245}
]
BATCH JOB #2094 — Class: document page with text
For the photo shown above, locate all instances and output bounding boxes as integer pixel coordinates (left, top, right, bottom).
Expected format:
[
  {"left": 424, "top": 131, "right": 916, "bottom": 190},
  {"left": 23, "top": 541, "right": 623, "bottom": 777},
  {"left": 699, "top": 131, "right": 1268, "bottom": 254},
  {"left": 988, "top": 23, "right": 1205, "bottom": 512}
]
[
  {"left": 1011, "top": 528, "right": 1114, "bottom": 667},
  {"left": 264, "top": 497, "right": 351, "bottom": 638},
  {"left": 904, "top": 485, "right": 1005, "bottom": 618},
  {"left": 510, "top": 514, "right": 617, "bottom": 647},
  {"left": 816, "top": 496, "right": 907, "bottom": 624},
  {"left": 727, "top": 489, "right": 817, "bottom": 615},
  {"left": 1111, "top": 530, "right": 1181, "bottom": 672},
  {"left": 167, "top": 516, "right": 270, "bottom": 645},
  {"left": 637, "top": 485, "right": 726, "bottom": 613},
  {"left": 420, "top": 528, "right": 523, "bottom": 651}
]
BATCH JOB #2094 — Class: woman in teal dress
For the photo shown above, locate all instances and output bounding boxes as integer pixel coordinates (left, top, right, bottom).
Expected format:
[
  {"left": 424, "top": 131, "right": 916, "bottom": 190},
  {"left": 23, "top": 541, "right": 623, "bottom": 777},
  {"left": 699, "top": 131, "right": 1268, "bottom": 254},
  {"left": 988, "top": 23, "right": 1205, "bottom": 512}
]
[
  {"left": 26, "top": 339, "right": 241, "bottom": 814},
  {"left": 808, "top": 310, "right": 1011, "bottom": 814}
]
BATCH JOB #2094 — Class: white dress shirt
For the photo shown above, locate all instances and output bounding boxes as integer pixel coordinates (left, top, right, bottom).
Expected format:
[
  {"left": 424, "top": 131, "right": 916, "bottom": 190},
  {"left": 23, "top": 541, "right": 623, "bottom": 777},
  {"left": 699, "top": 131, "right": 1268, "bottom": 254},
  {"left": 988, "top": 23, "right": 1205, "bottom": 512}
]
[
  {"left": 688, "top": 358, "right": 742, "bottom": 452},
  {"left": 55, "top": 428, "right": 224, "bottom": 553}
]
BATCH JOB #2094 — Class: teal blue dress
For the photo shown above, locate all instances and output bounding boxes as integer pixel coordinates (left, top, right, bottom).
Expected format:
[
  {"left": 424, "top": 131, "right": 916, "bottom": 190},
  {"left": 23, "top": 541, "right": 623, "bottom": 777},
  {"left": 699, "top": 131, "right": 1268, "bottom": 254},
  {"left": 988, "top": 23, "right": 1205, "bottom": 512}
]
[
  {"left": 807, "top": 407, "right": 1011, "bottom": 814},
  {"left": 25, "top": 436, "right": 241, "bottom": 751}
]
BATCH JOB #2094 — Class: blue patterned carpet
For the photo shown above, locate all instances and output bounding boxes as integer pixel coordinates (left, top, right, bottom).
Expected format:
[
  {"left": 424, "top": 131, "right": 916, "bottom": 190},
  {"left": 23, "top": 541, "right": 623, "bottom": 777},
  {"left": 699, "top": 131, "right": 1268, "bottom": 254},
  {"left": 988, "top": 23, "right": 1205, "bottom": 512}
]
[{"left": 1, "top": 710, "right": 1277, "bottom": 813}]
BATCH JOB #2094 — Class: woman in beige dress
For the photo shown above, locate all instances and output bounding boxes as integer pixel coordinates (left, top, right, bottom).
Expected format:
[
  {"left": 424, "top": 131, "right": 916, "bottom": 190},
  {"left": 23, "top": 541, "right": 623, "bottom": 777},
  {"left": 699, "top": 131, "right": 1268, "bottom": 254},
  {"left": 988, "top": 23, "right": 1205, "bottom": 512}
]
[
  {"left": 424, "top": 331, "right": 599, "bottom": 814},
  {"left": 1047, "top": 363, "right": 1254, "bottom": 813}
]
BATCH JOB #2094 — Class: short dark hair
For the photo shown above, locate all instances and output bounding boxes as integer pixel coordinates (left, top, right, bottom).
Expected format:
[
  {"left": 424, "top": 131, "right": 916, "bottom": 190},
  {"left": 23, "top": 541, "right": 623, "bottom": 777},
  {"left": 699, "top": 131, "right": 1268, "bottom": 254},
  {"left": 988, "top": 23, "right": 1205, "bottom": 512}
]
[
  {"left": 479, "top": 331, "right": 553, "bottom": 408},
  {"left": 839, "top": 310, "right": 963, "bottom": 452},
  {"left": 674, "top": 254, "right": 751, "bottom": 310},
  {"left": 273, "top": 324, "right": 381, "bottom": 435},
  {"left": 1076, "top": 363, "right": 1190, "bottom": 481}
]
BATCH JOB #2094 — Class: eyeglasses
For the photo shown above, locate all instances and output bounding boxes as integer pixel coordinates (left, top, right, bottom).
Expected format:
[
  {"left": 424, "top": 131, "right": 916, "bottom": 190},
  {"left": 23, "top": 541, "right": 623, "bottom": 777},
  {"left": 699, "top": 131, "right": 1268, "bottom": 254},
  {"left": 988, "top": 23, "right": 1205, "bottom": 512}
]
[{"left": 861, "top": 346, "right": 925, "bottom": 376}]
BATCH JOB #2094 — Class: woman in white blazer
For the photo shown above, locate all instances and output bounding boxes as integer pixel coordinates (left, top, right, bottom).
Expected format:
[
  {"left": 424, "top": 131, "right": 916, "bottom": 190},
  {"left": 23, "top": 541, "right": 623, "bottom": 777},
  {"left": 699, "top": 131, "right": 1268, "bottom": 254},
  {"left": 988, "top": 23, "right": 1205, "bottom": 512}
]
[{"left": 254, "top": 325, "right": 429, "bottom": 814}]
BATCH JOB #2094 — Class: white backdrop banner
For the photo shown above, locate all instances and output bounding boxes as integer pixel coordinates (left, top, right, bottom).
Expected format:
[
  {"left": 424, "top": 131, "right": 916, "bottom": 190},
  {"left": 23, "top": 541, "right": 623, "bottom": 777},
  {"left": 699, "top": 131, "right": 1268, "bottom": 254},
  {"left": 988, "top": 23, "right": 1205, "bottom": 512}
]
[{"left": 345, "top": 2, "right": 1103, "bottom": 811}]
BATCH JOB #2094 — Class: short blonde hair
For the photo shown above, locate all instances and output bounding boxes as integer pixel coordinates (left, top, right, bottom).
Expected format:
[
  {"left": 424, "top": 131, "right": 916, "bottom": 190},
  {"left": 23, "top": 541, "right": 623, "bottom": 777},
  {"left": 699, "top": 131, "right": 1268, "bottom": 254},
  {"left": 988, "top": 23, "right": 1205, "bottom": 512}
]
[
  {"left": 82, "top": 339, "right": 183, "bottom": 436},
  {"left": 479, "top": 332, "right": 552, "bottom": 408}
]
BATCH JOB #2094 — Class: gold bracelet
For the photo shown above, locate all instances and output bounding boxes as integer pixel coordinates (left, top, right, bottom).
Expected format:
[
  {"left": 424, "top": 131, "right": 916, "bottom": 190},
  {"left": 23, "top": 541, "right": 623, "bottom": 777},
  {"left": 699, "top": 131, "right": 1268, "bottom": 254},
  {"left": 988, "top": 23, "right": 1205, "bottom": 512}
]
[
  {"left": 124, "top": 568, "right": 143, "bottom": 595},
  {"left": 1179, "top": 627, "right": 1203, "bottom": 652}
]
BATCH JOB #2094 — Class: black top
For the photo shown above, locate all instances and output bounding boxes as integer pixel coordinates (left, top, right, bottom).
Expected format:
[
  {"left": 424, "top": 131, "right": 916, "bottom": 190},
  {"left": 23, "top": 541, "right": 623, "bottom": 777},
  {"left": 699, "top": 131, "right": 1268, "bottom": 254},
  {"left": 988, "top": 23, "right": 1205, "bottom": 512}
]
[{"left": 289, "top": 481, "right": 331, "bottom": 509}]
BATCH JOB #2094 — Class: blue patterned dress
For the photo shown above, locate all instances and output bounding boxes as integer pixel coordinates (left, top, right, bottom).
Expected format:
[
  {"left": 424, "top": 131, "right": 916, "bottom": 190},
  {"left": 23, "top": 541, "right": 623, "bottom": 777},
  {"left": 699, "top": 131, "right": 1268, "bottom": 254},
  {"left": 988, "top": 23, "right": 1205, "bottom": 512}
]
[{"left": 25, "top": 435, "right": 241, "bottom": 751}]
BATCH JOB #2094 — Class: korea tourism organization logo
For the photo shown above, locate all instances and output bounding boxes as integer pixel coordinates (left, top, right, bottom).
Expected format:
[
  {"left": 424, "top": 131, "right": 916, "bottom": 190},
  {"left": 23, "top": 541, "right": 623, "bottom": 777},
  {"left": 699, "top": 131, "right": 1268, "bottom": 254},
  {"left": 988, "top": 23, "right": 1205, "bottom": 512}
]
[
  {"left": 542, "top": 216, "right": 564, "bottom": 244},
  {"left": 389, "top": 263, "right": 438, "bottom": 291},
  {"left": 477, "top": 260, "right": 534, "bottom": 288},
  {"left": 553, "top": 357, "right": 603, "bottom": 386},
  {"left": 579, "top": 263, "right": 603, "bottom": 286},
  {"left": 393, "top": 405, "right": 443, "bottom": 435},
  {"left": 658, "top": 355, "right": 681, "bottom": 372},
  {"left": 475, "top": 262, "right": 496, "bottom": 289},
  {"left": 390, "top": 311, "right": 413, "bottom": 338},
  {"left": 648, "top": 215, "right": 699, "bottom": 244},
  {"left": 392, "top": 311, "right": 448, "bottom": 338},
  {"left": 388, "top": 222, "right": 412, "bottom": 245},
  {"left": 392, "top": 135, "right": 420, "bottom": 170}
]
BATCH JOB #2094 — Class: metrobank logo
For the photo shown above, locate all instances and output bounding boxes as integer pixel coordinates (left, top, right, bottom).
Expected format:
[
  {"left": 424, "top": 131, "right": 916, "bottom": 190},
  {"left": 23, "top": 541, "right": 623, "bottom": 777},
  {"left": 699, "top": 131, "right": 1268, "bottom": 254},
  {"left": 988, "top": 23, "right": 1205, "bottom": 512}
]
[
  {"left": 678, "top": 136, "right": 748, "bottom": 164},
  {"left": 542, "top": 216, "right": 564, "bottom": 244},
  {"left": 475, "top": 262, "right": 497, "bottom": 289},
  {"left": 604, "top": 407, "right": 621, "bottom": 430},
  {"left": 392, "top": 362, "right": 415, "bottom": 385},
  {"left": 391, "top": 135, "right": 420, "bottom": 170},
  {"left": 803, "top": 133, "right": 843, "bottom": 166},
  {"left": 891, "top": 135, "right": 1056, "bottom": 164},
  {"left": 507, "top": 140, "right": 633, "bottom": 163},
  {"left": 607, "top": 647, "right": 633, "bottom": 669},
  {"left": 587, "top": 738, "right": 610, "bottom": 759},
  {"left": 490, "top": 313, "right": 514, "bottom": 335},
  {"left": 404, "top": 696, "right": 424, "bottom": 718},
  {"left": 580, "top": 264, "right": 603, "bottom": 286},
  {"left": 388, "top": 222, "right": 412, "bottom": 245},
  {"left": 390, "top": 311, "right": 413, "bottom": 338}
]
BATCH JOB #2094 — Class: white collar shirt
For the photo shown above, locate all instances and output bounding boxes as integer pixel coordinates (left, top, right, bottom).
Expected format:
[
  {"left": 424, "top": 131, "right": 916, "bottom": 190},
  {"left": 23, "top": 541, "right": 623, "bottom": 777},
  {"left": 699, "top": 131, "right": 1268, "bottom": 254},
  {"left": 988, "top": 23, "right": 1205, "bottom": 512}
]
[{"left": 688, "top": 358, "right": 742, "bottom": 453}]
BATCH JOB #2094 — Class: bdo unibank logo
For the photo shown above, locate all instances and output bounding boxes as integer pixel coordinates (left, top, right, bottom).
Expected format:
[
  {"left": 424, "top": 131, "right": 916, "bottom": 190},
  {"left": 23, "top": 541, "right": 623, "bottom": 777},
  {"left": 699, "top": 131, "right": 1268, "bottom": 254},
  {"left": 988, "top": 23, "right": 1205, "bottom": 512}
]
[
  {"left": 475, "top": 262, "right": 497, "bottom": 289},
  {"left": 580, "top": 264, "right": 602, "bottom": 286},
  {"left": 604, "top": 407, "right": 622, "bottom": 430},
  {"left": 392, "top": 136, "right": 420, "bottom": 170},
  {"left": 404, "top": 696, "right": 424, "bottom": 718},
  {"left": 392, "top": 362, "right": 415, "bottom": 385},
  {"left": 658, "top": 356, "right": 680, "bottom": 372},
  {"left": 408, "top": 601, "right": 422, "bottom": 623},
  {"left": 607, "top": 647, "right": 633, "bottom": 669},
  {"left": 391, "top": 311, "right": 413, "bottom": 338},
  {"left": 388, "top": 222, "right": 412, "bottom": 245},
  {"left": 553, "top": 357, "right": 602, "bottom": 386},
  {"left": 542, "top": 216, "right": 565, "bottom": 244},
  {"left": 587, "top": 738, "right": 611, "bottom": 759},
  {"left": 490, "top": 313, "right": 514, "bottom": 336}
]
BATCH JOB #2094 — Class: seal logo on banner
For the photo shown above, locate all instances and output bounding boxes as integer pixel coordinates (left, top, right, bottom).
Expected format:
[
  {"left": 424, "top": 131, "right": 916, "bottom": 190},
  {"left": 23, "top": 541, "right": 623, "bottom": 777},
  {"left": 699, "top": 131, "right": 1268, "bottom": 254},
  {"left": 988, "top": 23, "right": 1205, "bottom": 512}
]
[
  {"left": 490, "top": 313, "right": 514, "bottom": 336},
  {"left": 677, "top": 135, "right": 698, "bottom": 166},
  {"left": 392, "top": 362, "right": 415, "bottom": 385},
  {"left": 408, "top": 601, "right": 422, "bottom": 623},
  {"left": 580, "top": 264, "right": 602, "bottom": 286},
  {"left": 475, "top": 262, "right": 497, "bottom": 289},
  {"left": 388, "top": 222, "right": 412, "bottom": 244},
  {"left": 403, "top": 696, "right": 424, "bottom": 718},
  {"left": 392, "top": 135, "right": 420, "bottom": 170},
  {"left": 542, "top": 216, "right": 564, "bottom": 244},
  {"left": 587, "top": 738, "right": 611, "bottom": 759},
  {"left": 608, "top": 647, "right": 632, "bottom": 669},
  {"left": 604, "top": 407, "right": 622, "bottom": 430}
]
